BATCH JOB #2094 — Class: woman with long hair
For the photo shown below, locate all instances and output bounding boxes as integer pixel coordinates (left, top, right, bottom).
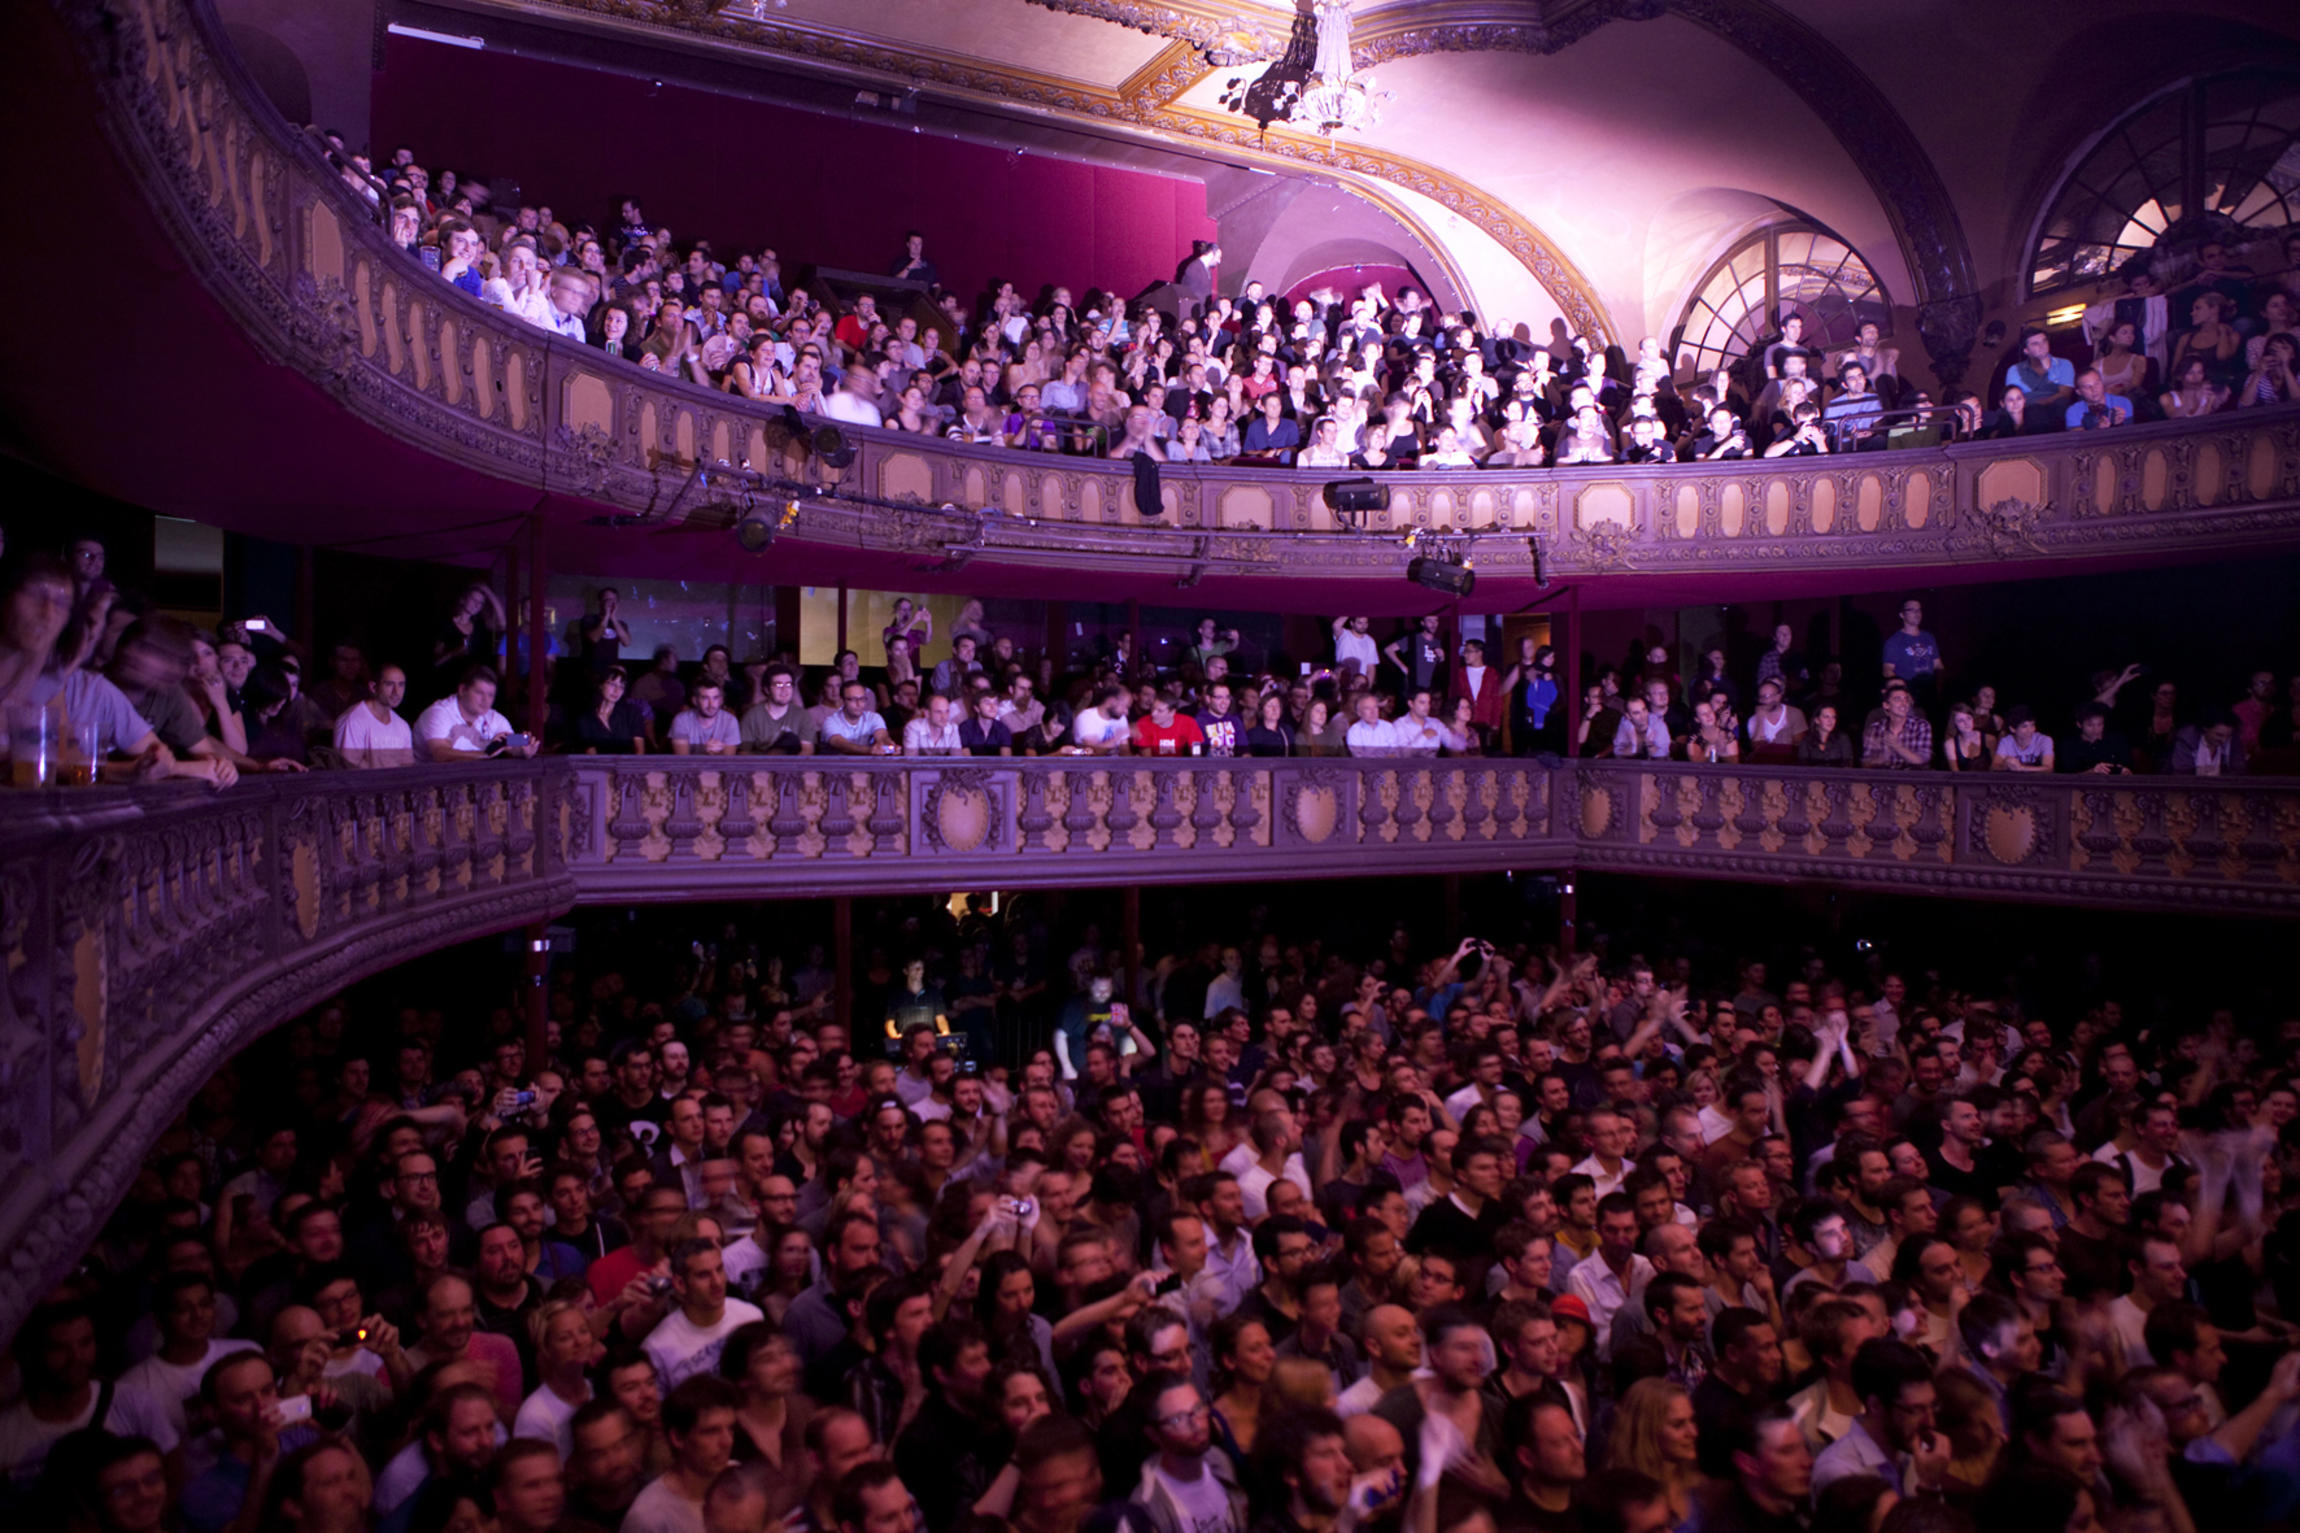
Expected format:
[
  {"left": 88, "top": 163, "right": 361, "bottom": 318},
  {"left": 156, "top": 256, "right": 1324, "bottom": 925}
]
[
  {"left": 1941, "top": 1197, "right": 1996, "bottom": 1292},
  {"left": 2092, "top": 318, "right": 2151, "bottom": 406},
  {"left": 2159, "top": 354, "right": 2227, "bottom": 419},
  {"left": 1244, "top": 690, "right": 1295, "bottom": 757},
  {"left": 974, "top": 1249, "right": 1059, "bottom": 1378},
  {"left": 1208, "top": 1312, "right": 1276, "bottom": 1456},
  {"left": 1184, "top": 1082, "right": 1243, "bottom": 1164},
  {"left": 958, "top": 1358, "right": 1058, "bottom": 1519},
  {"left": 576, "top": 664, "right": 649, "bottom": 754},
  {"left": 1604, "top": 1378, "right": 1699, "bottom": 1529}
]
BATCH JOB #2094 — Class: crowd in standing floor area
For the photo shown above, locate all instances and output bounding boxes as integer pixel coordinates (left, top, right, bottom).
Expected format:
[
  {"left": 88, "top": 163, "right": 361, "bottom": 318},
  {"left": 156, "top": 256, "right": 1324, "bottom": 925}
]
[{"left": 10, "top": 880, "right": 2300, "bottom": 1533}]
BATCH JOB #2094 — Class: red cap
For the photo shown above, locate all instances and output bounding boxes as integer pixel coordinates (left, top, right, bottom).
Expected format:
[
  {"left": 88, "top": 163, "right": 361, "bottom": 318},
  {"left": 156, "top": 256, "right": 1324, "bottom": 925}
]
[{"left": 1549, "top": 1294, "right": 1593, "bottom": 1328}]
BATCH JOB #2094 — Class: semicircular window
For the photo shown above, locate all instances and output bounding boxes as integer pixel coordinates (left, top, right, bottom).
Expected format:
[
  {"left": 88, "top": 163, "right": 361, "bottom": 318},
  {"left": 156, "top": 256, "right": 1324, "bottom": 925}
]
[
  {"left": 1672, "top": 224, "right": 1890, "bottom": 381},
  {"left": 2029, "top": 70, "right": 2300, "bottom": 296}
]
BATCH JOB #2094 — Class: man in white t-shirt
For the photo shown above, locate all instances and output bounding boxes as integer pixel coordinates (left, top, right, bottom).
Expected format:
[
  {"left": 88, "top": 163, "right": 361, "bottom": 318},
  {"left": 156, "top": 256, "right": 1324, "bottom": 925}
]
[
  {"left": 113, "top": 1274, "right": 259, "bottom": 1440},
  {"left": 1992, "top": 706, "right": 2055, "bottom": 772},
  {"left": 668, "top": 681, "right": 742, "bottom": 755},
  {"left": 821, "top": 368, "right": 884, "bottom": 428},
  {"left": 643, "top": 1240, "right": 765, "bottom": 1392},
  {"left": 333, "top": 664, "right": 415, "bottom": 766},
  {"left": 415, "top": 666, "right": 534, "bottom": 761},
  {"left": 0, "top": 1303, "right": 178, "bottom": 1499},
  {"left": 1332, "top": 616, "right": 1379, "bottom": 679},
  {"left": 1130, "top": 1375, "right": 1246, "bottom": 1533},
  {"left": 1345, "top": 693, "right": 1398, "bottom": 756},
  {"left": 1070, "top": 684, "right": 1134, "bottom": 754}
]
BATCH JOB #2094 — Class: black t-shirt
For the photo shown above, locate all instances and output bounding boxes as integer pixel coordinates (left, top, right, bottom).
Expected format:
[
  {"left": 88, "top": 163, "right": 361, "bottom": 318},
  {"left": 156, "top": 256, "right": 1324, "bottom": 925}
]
[
  {"left": 1924, "top": 1147, "right": 2002, "bottom": 1207},
  {"left": 2058, "top": 731, "right": 2132, "bottom": 773},
  {"left": 1493, "top": 1491, "right": 1585, "bottom": 1533}
]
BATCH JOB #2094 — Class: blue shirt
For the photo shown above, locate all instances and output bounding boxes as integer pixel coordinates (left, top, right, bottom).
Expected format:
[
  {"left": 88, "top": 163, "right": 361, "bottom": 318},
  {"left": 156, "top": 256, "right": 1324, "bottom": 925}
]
[
  {"left": 184, "top": 1429, "right": 318, "bottom": 1533},
  {"left": 1881, "top": 629, "right": 1940, "bottom": 679},
  {"left": 2065, "top": 393, "right": 2134, "bottom": 429},
  {"left": 2006, "top": 354, "right": 2074, "bottom": 403}
]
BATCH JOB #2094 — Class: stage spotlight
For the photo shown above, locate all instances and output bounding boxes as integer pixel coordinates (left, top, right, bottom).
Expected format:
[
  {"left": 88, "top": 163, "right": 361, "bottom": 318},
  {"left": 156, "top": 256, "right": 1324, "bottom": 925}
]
[
  {"left": 812, "top": 426, "right": 856, "bottom": 470},
  {"left": 1324, "top": 478, "right": 1388, "bottom": 524},
  {"left": 1407, "top": 556, "right": 1475, "bottom": 597},
  {"left": 735, "top": 504, "right": 775, "bottom": 552}
]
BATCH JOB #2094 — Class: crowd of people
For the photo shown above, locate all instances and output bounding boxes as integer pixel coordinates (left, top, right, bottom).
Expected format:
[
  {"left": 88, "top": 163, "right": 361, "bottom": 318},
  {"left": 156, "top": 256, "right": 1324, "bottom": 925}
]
[
  {"left": 2, "top": 531, "right": 2290, "bottom": 780},
  {"left": 10, "top": 876, "right": 2300, "bottom": 1533},
  {"left": 314, "top": 138, "right": 2300, "bottom": 479}
]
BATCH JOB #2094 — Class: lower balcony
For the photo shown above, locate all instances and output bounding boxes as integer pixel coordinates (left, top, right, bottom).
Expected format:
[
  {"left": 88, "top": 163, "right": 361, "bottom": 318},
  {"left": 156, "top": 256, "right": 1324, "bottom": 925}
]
[{"left": 4, "top": 754, "right": 2293, "bottom": 1344}]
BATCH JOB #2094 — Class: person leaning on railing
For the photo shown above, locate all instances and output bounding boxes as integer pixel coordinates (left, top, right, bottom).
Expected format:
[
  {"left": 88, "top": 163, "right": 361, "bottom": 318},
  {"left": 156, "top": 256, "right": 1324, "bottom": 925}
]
[{"left": 0, "top": 553, "right": 236, "bottom": 789}]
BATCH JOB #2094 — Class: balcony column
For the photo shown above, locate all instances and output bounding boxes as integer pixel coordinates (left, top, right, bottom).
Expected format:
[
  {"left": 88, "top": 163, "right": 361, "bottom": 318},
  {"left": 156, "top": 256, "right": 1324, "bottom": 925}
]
[
  {"left": 523, "top": 923, "right": 549, "bottom": 1078},
  {"left": 527, "top": 513, "right": 549, "bottom": 738}
]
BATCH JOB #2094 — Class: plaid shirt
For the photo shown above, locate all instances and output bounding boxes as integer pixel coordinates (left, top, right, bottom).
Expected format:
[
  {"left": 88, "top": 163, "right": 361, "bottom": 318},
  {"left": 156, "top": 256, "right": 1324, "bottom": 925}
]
[{"left": 1863, "top": 712, "right": 1934, "bottom": 768}]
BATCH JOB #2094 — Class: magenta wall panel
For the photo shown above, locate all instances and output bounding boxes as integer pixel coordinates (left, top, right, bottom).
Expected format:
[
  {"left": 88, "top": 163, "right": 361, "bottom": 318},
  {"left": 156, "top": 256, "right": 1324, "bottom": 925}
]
[{"left": 370, "top": 37, "right": 1217, "bottom": 304}]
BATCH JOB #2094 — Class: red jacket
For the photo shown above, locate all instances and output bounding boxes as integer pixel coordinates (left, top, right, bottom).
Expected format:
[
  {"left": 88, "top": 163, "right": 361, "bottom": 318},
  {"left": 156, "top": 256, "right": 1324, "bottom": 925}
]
[{"left": 1450, "top": 659, "right": 1506, "bottom": 729}]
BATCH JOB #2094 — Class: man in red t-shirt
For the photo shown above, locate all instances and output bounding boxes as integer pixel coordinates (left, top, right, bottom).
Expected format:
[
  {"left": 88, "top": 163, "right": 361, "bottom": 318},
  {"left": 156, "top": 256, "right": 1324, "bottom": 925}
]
[{"left": 1131, "top": 694, "right": 1206, "bottom": 755}]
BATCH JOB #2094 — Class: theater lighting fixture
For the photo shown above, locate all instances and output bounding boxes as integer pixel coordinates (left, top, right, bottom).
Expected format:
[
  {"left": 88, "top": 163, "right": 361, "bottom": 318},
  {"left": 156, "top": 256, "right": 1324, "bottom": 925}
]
[
  {"left": 1324, "top": 477, "right": 1388, "bottom": 523},
  {"left": 811, "top": 426, "right": 856, "bottom": 470},
  {"left": 1529, "top": 535, "right": 1549, "bottom": 588},
  {"left": 735, "top": 505, "right": 775, "bottom": 553},
  {"left": 2044, "top": 303, "right": 2087, "bottom": 328},
  {"left": 1407, "top": 556, "right": 1475, "bottom": 598}
]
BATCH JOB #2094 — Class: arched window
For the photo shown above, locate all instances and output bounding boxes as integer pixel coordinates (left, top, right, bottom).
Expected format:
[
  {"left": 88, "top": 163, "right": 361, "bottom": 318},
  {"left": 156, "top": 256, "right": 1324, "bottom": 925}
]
[
  {"left": 1671, "top": 224, "right": 1890, "bottom": 381},
  {"left": 2028, "top": 70, "right": 2300, "bottom": 296}
]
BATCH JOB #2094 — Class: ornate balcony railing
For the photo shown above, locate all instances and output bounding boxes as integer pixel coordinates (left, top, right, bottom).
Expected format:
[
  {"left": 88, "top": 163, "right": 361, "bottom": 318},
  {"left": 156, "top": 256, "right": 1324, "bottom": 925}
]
[
  {"left": 70, "top": 0, "right": 2300, "bottom": 586},
  {"left": 2, "top": 755, "right": 2295, "bottom": 1340},
  {"left": 563, "top": 757, "right": 2300, "bottom": 915},
  {"left": 0, "top": 764, "right": 575, "bottom": 1346}
]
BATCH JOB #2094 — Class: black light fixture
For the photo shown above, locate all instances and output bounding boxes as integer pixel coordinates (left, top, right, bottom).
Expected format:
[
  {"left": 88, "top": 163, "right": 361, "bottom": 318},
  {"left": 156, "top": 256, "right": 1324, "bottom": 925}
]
[
  {"left": 812, "top": 425, "right": 855, "bottom": 470},
  {"left": 1529, "top": 534, "right": 1549, "bottom": 588},
  {"left": 1407, "top": 556, "right": 1475, "bottom": 597},
  {"left": 1325, "top": 477, "right": 1388, "bottom": 523},
  {"left": 735, "top": 503, "right": 775, "bottom": 552}
]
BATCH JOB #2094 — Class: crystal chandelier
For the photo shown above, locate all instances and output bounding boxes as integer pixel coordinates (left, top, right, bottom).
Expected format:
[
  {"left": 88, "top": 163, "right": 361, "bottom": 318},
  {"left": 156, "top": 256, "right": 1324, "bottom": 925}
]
[{"left": 1291, "top": 0, "right": 1385, "bottom": 134}]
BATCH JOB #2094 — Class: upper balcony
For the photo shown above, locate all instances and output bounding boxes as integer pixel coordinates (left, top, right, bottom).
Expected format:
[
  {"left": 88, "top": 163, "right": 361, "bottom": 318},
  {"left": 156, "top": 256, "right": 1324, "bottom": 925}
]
[{"left": 30, "top": 0, "right": 2300, "bottom": 609}]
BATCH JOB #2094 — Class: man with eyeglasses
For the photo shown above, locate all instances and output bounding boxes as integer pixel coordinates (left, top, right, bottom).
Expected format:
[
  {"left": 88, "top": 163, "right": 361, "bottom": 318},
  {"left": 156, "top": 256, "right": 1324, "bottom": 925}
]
[
  {"left": 820, "top": 683, "right": 896, "bottom": 755},
  {"left": 1811, "top": 1338, "right": 1949, "bottom": 1494},
  {"left": 1127, "top": 1372, "right": 1246, "bottom": 1533}
]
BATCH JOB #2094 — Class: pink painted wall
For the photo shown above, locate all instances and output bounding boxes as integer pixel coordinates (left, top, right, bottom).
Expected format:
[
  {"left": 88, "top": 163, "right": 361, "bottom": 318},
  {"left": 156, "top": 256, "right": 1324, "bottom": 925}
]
[{"left": 370, "top": 37, "right": 1217, "bottom": 304}]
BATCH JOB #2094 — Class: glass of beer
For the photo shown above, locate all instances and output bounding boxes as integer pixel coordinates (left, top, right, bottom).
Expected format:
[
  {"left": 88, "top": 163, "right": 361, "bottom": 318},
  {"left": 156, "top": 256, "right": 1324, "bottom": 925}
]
[
  {"left": 8, "top": 702, "right": 55, "bottom": 787},
  {"left": 58, "top": 716, "right": 102, "bottom": 787}
]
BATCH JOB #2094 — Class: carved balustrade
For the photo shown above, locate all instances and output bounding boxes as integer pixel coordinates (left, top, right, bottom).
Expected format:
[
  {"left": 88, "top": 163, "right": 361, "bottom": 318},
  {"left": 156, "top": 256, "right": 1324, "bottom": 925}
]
[
  {"left": 70, "top": 0, "right": 2300, "bottom": 585},
  {"left": 0, "top": 764, "right": 575, "bottom": 1346},
  {"left": 562, "top": 757, "right": 2300, "bottom": 917}
]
